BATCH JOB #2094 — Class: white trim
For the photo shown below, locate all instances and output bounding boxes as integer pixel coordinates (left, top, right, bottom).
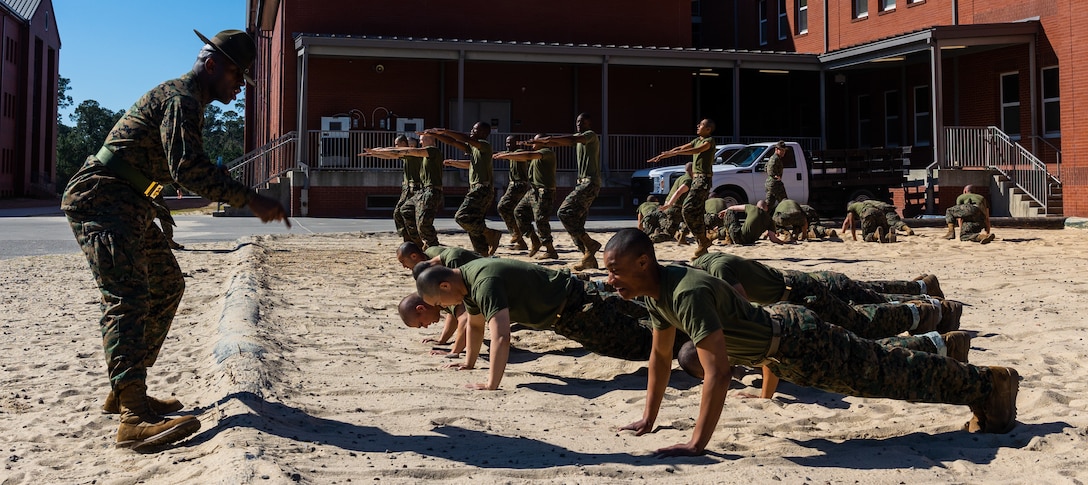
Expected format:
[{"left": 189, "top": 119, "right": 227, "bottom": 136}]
[{"left": 797, "top": 0, "right": 809, "bottom": 34}]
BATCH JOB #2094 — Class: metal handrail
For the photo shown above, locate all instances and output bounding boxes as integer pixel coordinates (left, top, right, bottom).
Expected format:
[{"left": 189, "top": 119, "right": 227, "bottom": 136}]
[
  {"left": 944, "top": 126, "right": 1057, "bottom": 212},
  {"left": 228, "top": 131, "right": 298, "bottom": 188}
]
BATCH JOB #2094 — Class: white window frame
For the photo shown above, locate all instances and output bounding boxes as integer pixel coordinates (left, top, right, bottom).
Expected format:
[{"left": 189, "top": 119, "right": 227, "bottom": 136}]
[
  {"left": 759, "top": 0, "right": 769, "bottom": 46},
  {"left": 881, "top": 0, "right": 896, "bottom": 11},
  {"left": 1041, "top": 66, "right": 1060, "bottom": 137},
  {"left": 797, "top": 0, "right": 808, "bottom": 34},
  {"left": 913, "top": 85, "right": 931, "bottom": 147},
  {"left": 778, "top": 0, "right": 789, "bottom": 40},
  {"left": 855, "top": 0, "right": 869, "bottom": 18},
  {"left": 858, "top": 94, "right": 872, "bottom": 148},
  {"left": 1000, "top": 71, "right": 1021, "bottom": 139},
  {"left": 884, "top": 90, "right": 901, "bottom": 148}
]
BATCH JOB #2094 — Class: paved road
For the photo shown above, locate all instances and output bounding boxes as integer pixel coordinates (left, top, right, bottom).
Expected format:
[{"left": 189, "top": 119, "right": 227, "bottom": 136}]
[{"left": 0, "top": 207, "right": 631, "bottom": 259}]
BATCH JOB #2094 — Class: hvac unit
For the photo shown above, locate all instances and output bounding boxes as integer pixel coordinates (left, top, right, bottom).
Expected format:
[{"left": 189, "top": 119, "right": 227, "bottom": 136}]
[
  {"left": 396, "top": 118, "right": 425, "bottom": 141},
  {"left": 319, "top": 116, "right": 351, "bottom": 167}
]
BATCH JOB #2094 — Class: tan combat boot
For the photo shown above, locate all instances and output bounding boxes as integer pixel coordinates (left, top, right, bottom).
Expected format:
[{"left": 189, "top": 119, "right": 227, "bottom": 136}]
[
  {"left": 102, "top": 388, "right": 183, "bottom": 415},
  {"left": 937, "top": 299, "right": 963, "bottom": 333},
  {"left": 902, "top": 225, "right": 915, "bottom": 236},
  {"left": 941, "top": 331, "right": 971, "bottom": 364},
  {"left": 692, "top": 232, "right": 712, "bottom": 259},
  {"left": 534, "top": 243, "right": 558, "bottom": 260},
  {"left": 527, "top": 232, "right": 542, "bottom": 257},
  {"left": 943, "top": 223, "right": 956, "bottom": 240},
  {"left": 973, "top": 232, "right": 996, "bottom": 244},
  {"left": 485, "top": 229, "right": 503, "bottom": 256},
  {"left": 965, "top": 366, "right": 1020, "bottom": 433},
  {"left": 913, "top": 274, "right": 944, "bottom": 298},
  {"left": 572, "top": 234, "right": 601, "bottom": 271},
  {"left": 908, "top": 300, "right": 942, "bottom": 334},
  {"left": 115, "top": 382, "right": 200, "bottom": 451}
]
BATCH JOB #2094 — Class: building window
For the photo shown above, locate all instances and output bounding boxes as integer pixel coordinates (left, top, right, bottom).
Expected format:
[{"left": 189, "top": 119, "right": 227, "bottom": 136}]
[
  {"left": 855, "top": 0, "right": 869, "bottom": 18},
  {"left": 778, "top": 0, "right": 789, "bottom": 40},
  {"left": 797, "top": 0, "right": 809, "bottom": 34},
  {"left": 1042, "top": 66, "right": 1060, "bottom": 137},
  {"left": 4, "top": 37, "right": 16, "bottom": 64},
  {"left": 881, "top": 0, "right": 896, "bottom": 11},
  {"left": 1001, "top": 72, "right": 1021, "bottom": 138},
  {"left": 759, "top": 0, "right": 768, "bottom": 46},
  {"left": 884, "top": 90, "right": 901, "bottom": 148},
  {"left": 914, "top": 85, "right": 931, "bottom": 146},
  {"left": 858, "top": 94, "right": 872, "bottom": 148}
]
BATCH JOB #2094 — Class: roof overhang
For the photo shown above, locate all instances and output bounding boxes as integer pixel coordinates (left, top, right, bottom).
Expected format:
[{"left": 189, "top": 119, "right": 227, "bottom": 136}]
[
  {"left": 293, "top": 34, "right": 823, "bottom": 72},
  {"left": 819, "top": 21, "right": 1040, "bottom": 70}
]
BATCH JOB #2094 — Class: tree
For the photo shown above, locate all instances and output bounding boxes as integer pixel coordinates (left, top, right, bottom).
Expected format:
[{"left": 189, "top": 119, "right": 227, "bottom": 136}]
[
  {"left": 55, "top": 100, "right": 124, "bottom": 192},
  {"left": 203, "top": 99, "right": 245, "bottom": 166},
  {"left": 57, "top": 76, "right": 73, "bottom": 124}
]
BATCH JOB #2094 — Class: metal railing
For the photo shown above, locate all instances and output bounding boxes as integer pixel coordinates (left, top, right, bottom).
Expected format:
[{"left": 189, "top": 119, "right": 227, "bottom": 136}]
[
  {"left": 944, "top": 126, "right": 1059, "bottom": 211},
  {"left": 227, "top": 131, "right": 298, "bottom": 188},
  {"left": 307, "top": 130, "right": 822, "bottom": 174}
]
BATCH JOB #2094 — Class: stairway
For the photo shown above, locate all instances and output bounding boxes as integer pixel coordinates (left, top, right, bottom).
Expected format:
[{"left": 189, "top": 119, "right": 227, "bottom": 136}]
[{"left": 993, "top": 173, "right": 1063, "bottom": 217}]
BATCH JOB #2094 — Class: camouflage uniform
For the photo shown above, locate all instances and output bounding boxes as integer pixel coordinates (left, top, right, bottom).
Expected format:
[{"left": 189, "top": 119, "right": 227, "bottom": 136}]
[
  {"left": 772, "top": 199, "right": 807, "bottom": 239},
  {"left": 404, "top": 187, "right": 442, "bottom": 248},
  {"left": 558, "top": 130, "right": 600, "bottom": 252},
  {"left": 809, "top": 271, "right": 927, "bottom": 305},
  {"left": 61, "top": 72, "right": 255, "bottom": 390},
  {"left": 946, "top": 194, "right": 989, "bottom": 241},
  {"left": 455, "top": 184, "right": 496, "bottom": 254},
  {"left": 780, "top": 270, "right": 919, "bottom": 339},
  {"left": 869, "top": 200, "right": 910, "bottom": 233},
  {"left": 682, "top": 175, "right": 712, "bottom": 240},
  {"left": 554, "top": 278, "right": 688, "bottom": 360},
  {"left": 393, "top": 155, "right": 423, "bottom": 242},
  {"left": 847, "top": 202, "right": 889, "bottom": 241},
  {"left": 764, "top": 152, "right": 788, "bottom": 209},
  {"left": 516, "top": 187, "right": 555, "bottom": 245},
  {"left": 764, "top": 304, "right": 992, "bottom": 403},
  {"left": 497, "top": 152, "right": 531, "bottom": 238},
  {"left": 801, "top": 204, "right": 835, "bottom": 238}
]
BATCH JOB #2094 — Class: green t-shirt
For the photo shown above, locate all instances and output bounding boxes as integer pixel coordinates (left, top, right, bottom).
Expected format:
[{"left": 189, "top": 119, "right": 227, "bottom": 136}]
[
  {"left": 468, "top": 140, "right": 494, "bottom": 186},
  {"left": 846, "top": 202, "right": 867, "bottom": 218},
  {"left": 459, "top": 258, "right": 573, "bottom": 330},
  {"left": 736, "top": 204, "right": 772, "bottom": 244},
  {"left": 575, "top": 130, "right": 600, "bottom": 182},
  {"left": 956, "top": 193, "right": 988, "bottom": 209},
  {"left": 637, "top": 201, "right": 660, "bottom": 217},
  {"left": 402, "top": 155, "right": 423, "bottom": 186},
  {"left": 692, "top": 137, "right": 714, "bottom": 175},
  {"left": 690, "top": 253, "right": 787, "bottom": 305},
  {"left": 704, "top": 197, "right": 726, "bottom": 215},
  {"left": 420, "top": 146, "right": 444, "bottom": 189},
  {"left": 424, "top": 245, "right": 481, "bottom": 269},
  {"left": 508, "top": 149, "right": 529, "bottom": 183},
  {"left": 529, "top": 148, "right": 557, "bottom": 189},
  {"left": 773, "top": 199, "right": 802, "bottom": 218},
  {"left": 640, "top": 265, "right": 774, "bottom": 365},
  {"left": 667, "top": 174, "right": 692, "bottom": 205}
]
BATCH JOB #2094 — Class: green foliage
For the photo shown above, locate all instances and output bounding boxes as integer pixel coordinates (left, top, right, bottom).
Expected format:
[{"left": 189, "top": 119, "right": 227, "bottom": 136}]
[
  {"left": 55, "top": 100, "right": 124, "bottom": 192},
  {"left": 203, "top": 98, "right": 246, "bottom": 167}
]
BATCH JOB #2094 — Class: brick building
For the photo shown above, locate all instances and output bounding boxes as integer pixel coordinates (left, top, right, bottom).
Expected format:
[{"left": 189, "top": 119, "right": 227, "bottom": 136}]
[
  {"left": 243, "top": 0, "right": 1080, "bottom": 217},
  {"left": 0, "top": 0, "right": 60, "bottom": 198}
]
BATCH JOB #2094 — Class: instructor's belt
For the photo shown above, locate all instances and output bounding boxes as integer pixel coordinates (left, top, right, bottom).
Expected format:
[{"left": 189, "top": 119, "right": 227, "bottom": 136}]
[{"left": 96, "top": 146, "right": 165, "bottom": 198}]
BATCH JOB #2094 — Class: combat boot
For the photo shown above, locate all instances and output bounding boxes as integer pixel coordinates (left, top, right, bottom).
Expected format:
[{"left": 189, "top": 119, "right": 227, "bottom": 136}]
[
  {"left": 828, "top": 229, "right": 838, "bottom": 239},
  {"left": 527, "top": 232, "right": 542, "bottom": 257},
  {"left": 943, "top": 223, "right": 956, "bottom": 240},
  {"left": 572, "top": 234, "right": 601, "bottom": 271},
  {"left": 115, "top": 382, "right": 200, "bottom": 451},
  {"left": 102, "top": 388, "right": 183, "bottom": 415},
  {"left": 485, "top": 228, "right": 502, "bottom": 256},
  {"left": 692, "top": 232, "right": 713, "bottom": 259},
  {"left": 908, "top": 300, "right": 942, "bottom": 334},
  {"left": 534, "top": 243, "right": 558, "bottom": 260},
  {"left": 973, "top": 232, "right": 996, "bottom": 244},
  {"left": 675, "top": 229, "right": 689, "bottom": 245},
  {"left": 875, "top": 226, "right": 886, "bottom": 243},
  {"left": 887, "top": 229, "right": 897, "bottom": 243},
  {"left": 913, "top": 274, "right": 944, "bottom": 298},
  {"left": 650, "top": 232, "right": 674, "bottom": 243},
  {"left": 937, "top": 299, "right": 963, "bottom": 333},
  {"left": 965, "top": 366, "right": 1019, "bottom": 433},
  {"left": 941, "top": 331, "right": 971, "bottom": 364},
  {"left": 902, "top": 225, "right": 915, "bottom": 236}
]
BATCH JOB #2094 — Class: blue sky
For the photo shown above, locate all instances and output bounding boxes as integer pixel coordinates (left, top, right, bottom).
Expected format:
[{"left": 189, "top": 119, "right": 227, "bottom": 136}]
[{"left": 53, "top": 0, "right": 245, "bottom": 122}]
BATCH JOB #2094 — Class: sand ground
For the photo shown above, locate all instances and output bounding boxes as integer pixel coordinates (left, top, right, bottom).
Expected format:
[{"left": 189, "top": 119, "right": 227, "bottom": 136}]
[{"left": 2, "top": 226, "right": 1087, "bottom": 484}]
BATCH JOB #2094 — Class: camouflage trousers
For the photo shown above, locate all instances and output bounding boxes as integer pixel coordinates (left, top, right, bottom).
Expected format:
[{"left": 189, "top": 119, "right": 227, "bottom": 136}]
[
  {"left": 515, "top": 187, "right": 555, "bottom": 245},
  {"left": 497, "top": 181, "right": 531, "bottom": 237},
  {"left": 551, "top": 278, "right": 688, "bottom": 360},
  {"left": 945, "top": 204, "right": 986, "bottom": 240},
  {"left": 403, "top": 186, "right": 443, "bottom": 248},
  {"left": 773, "top": 209, "right": 808, "bottom": 239},
  {"left": 764, "top": 304, "right": 991, "bottom": 403},
  {"left": 66, "top": 206, "right": 185, "bottom": 390},
  {"left": 782, "top": 270, "right": 917, "bottom": 339},
  {"left": 455, "top": 183, "right": 496, "bottom": 254},
  {"left": 393, "top": 184, "right": 418, "bottom": 242},
  {"left": 809, "top": 271, "right": 926, "bottom": 305},
  {"left": 857, "top": 206, "right": 889, "bottom": 241},
  {"left": 765, "top": 178, "right": 788, "bottom": 209},
  {"left": 558, "top": 181, "right": 600, "bottom": 251},
  {"left": 682, "top": 175, "right": 711, "bottom": 239},
  {"left": 884, "top": 207, "right": 910, "bottom": 232}
]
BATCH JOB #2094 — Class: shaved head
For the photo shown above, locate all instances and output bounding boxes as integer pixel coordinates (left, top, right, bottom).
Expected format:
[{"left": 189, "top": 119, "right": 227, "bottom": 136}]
[{"left": 604, "top": 228, "right": 656, "bottom": 262}]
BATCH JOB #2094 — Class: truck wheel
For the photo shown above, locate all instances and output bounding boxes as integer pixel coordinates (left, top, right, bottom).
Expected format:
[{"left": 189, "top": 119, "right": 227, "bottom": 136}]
[
  {"left": 713, "top": 189, "right": 745, "bottom": 208},
  {"left": 848, "top": 189, "right": 876, "bottom": 204}
]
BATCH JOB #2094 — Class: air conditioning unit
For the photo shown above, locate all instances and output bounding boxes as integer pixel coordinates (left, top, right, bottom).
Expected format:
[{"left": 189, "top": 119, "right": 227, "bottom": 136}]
[
  {"left": 396, "top": 118, "right": 425, "bottom": 141},
  {"left": 319, "top": 116, "right": 351, "bottom": 167}
]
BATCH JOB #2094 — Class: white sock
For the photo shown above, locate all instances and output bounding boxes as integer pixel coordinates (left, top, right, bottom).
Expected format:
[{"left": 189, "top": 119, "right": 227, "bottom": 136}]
[
  {"left": 907, "top": 303, "right": 920, "bottom": 330},
  {"left": 917, "top": 280, "right": 928, "bottom": 295},
  {"left": 921, "top": 331, "right": 947, "bottom": 356}
]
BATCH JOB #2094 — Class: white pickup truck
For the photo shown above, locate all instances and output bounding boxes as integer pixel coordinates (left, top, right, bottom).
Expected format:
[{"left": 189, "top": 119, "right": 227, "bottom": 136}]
[{"left": 630, "top": 141, "right": 909, "bottom": 214}]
